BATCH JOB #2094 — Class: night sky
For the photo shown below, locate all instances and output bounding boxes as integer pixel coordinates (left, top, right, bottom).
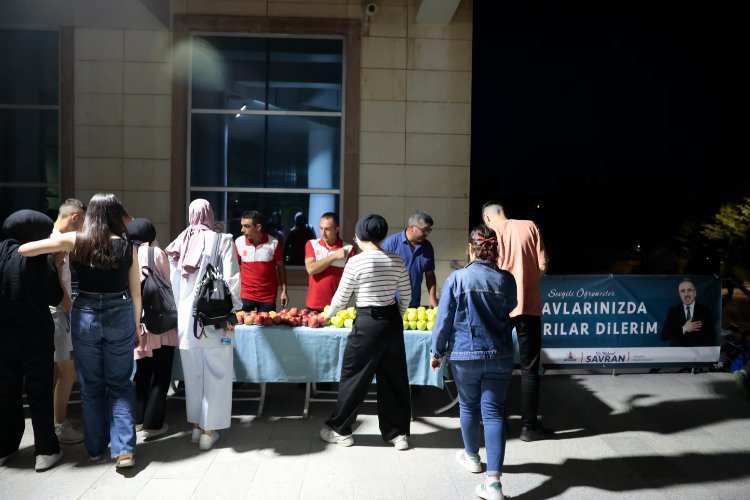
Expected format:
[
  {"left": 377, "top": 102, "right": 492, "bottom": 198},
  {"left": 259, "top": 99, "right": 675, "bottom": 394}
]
[{"left": 469, "top": 1, "right": 748, "bottom": 274}]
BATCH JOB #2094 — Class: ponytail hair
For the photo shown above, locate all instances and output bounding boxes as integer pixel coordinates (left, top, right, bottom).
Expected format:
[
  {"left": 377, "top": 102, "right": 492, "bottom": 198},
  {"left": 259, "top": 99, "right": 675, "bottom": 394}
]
[{"left": 469, "top": 224, "right": 498, "bottom": 263}]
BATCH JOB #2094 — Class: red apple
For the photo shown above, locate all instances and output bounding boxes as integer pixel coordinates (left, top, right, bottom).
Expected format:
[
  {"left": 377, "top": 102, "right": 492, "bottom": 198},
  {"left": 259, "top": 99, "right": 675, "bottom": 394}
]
[
  {"left": 288, "top": 307, "right": 298, "bottom": 317},
  {"left": 273, "top": 315, "right": 282, "bottom": 325},
  {"left": 263, "top": 317, "right": 274, "bottom": 326},
  {"left": 253, "top": 316, "right": 264, "bottom": 326},
  {"left": 309, "top": 315, "right": 320, "bottom": 328},
  {"left": 259, "top": 311, "right": 270, "bottom": 319},
  {"left": 243, "top": 315, "right": 254, "bottom": 325}
]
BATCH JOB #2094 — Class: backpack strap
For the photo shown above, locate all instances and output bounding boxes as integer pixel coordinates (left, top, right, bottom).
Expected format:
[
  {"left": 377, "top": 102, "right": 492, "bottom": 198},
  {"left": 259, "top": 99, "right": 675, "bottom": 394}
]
[
  {"left": 192, "top": 233, "right": 223, "bottom": 340},
  {"left": 148, "top": 245, "right": 155, "bottom": 272},
  {"left": 209, "top": 232, "right": 222, "bottom": 269}
]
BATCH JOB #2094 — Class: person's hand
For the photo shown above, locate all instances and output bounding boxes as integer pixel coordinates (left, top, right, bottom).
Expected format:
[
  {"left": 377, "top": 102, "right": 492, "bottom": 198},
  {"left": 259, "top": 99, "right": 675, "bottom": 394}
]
[
  {"left": 226, "top": 321, "right": 235, "bottom": 332},
  {"left": 134, "top": 331, "right": 141, "bottom": 348},
  {"left": 281, "top": 291, "right": 289, "bottom": 308},
  {"left": 430, "top": 357, "right": 442, "bottom": 371},
  {"left": 684, "top": 319, "right": 703, "bottom": 333},
  {"left": 332, "top": 247, "right": 347, "bottom": 260}
]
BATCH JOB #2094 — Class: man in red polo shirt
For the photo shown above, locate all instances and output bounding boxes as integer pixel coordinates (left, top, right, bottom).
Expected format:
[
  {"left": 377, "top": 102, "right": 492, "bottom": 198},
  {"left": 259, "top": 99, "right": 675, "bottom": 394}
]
[
  {"left": 235, "top": 210, "right": 288, "bottom": 312},
  {"left": 304, "top": 212, "right": 355, "bottom": 313}
]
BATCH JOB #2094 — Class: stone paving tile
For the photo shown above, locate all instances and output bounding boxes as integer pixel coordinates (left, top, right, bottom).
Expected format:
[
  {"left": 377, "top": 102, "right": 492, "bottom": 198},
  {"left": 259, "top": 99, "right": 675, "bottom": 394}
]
[{"left": 2, "top": 373, "right": 750, "bottom": 499}]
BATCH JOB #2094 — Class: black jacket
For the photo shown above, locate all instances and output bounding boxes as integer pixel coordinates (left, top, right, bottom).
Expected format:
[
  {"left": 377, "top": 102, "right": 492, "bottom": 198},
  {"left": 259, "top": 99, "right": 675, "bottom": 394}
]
[
  {"left": 0, "top": 239, "right": 63, "bottom": 355},
  {"left": 660, "top": 302, "right": 716, "bottom": 347}
]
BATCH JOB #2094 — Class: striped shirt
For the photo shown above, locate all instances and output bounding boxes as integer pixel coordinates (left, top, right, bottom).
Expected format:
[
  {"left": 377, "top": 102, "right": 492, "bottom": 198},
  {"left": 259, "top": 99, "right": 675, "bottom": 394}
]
[{"left": 328, "top": 249, "right": 412, "bottom": 318}]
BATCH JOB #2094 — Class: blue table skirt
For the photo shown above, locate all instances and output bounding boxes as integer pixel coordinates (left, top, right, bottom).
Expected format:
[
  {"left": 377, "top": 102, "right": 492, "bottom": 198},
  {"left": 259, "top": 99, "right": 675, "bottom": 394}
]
[{"left": 173, "top": 325, "right": 446, "bottom": 388}]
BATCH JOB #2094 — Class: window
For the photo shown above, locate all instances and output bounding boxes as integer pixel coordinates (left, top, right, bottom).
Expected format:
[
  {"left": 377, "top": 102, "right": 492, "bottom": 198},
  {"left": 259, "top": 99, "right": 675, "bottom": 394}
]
[
  {"left": 0, "top": 29, "right": 60, "bottom": 221},
  {"left": 189, "top": 34, "right": 344, "bottom": 243},
  {"left": 172, "top": 16, "right": 360, "bottom": 278}
]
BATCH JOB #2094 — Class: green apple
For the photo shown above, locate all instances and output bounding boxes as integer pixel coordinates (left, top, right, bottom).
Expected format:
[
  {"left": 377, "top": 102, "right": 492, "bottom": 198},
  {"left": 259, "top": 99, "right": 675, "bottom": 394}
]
[
  {"left": 426, "top": 308, "right": 436, "bottom": 321},
  {"left": 417, "top": 307, "right": 427, "bottom": 321},
  {"left": 346, "top": 306, "right": 357, "bottom": 319},
  {"left": 403, "top": 320, "right": 409, "bottom": 329},
  {"left": 426, "top": 320, "right": 435, "bottom": 330},
  {"left": 330, "top": 315, "right": 345, "bottom": 328},
  {"left": 344, "top": 318, "right": 354, "bottom": 329},
  {"left": 416, "top": 320, "right": 427, "bottom": 330},
  {"left": 408, "top": 321, "right": 418, "bottom": 330},
  {"left": 406, "top": 308, "right": 417, "bottom": 322}
]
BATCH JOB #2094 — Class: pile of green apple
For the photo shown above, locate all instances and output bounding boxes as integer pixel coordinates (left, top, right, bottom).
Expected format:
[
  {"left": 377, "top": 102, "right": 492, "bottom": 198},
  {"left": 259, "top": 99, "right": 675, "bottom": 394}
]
[
  {"left": 403, "top": 306, "right": 437, "bottom": 331},
  {"left": 324, "top": 305, "right": 356, "bottom": 329}
]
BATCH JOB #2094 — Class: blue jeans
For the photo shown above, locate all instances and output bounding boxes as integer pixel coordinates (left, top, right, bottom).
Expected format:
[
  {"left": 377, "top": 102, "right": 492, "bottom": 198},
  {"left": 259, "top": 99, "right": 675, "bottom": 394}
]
[
  {"left": 451, "top": 357, "right": 513, "bottom": 476},
  {"left": 72, "top": 296, "right": 136, "bottom": 458}
]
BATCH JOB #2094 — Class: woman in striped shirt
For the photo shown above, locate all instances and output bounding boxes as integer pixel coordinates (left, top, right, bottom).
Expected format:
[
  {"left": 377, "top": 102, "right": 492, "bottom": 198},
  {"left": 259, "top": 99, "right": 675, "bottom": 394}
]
[{"left": 319, "top": 214, "right": 413, "bottom": 450}]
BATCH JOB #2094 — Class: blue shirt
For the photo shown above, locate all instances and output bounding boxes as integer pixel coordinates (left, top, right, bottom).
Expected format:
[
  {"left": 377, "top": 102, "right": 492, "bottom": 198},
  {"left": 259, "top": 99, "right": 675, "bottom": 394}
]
[{"left": 381, "top": 230, "right": 435, "bottom": 307}]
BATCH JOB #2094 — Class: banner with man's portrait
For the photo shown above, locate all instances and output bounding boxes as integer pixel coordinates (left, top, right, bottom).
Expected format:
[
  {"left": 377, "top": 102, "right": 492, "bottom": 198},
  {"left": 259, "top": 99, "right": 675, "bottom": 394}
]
[{"left": 540, "top": 275, "right": 722, "bottom": 368}]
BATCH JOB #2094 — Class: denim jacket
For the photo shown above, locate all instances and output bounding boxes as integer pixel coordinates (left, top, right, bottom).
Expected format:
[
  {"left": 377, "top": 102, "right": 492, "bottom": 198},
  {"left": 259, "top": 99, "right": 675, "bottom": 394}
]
[{"left": 431, "top": 260, "right": 517, "bottom": 361}]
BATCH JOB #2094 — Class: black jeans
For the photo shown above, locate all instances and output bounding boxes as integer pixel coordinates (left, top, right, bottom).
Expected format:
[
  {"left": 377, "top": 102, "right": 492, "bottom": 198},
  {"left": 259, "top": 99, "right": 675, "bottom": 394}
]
[
  {"left": 134, "top": 346, "right": 175, "bottom": 429},
  {"left": 241, "top": 299, "right": 275, "bottom": 313},
  {"left": 326, "top": 304, "right": 411, "bottom": 440},
  {"left": 513, "top": 314, "right": 543, "bottom": 428},
  {"left": 0, "top": 349, "right": 59, "bottom": 457}
]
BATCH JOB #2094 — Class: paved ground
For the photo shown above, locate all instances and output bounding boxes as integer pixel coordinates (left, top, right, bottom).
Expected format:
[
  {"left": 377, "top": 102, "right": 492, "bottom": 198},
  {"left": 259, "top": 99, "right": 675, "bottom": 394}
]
[{"left": 2, "top": 369, "right": 750, "bottom": 500}]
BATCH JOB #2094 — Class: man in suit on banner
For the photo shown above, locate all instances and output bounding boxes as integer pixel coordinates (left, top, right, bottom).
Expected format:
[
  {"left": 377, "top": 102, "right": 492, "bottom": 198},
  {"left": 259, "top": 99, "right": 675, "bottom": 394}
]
[{"left": 661, "top": 277, "right": 716, "bottom": 347}]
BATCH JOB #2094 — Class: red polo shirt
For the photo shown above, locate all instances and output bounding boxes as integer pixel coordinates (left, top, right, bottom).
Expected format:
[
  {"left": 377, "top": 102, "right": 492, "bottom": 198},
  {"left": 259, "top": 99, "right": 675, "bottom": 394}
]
[{"left": 235, "top": 232, "right": 283, "bottom": 303}]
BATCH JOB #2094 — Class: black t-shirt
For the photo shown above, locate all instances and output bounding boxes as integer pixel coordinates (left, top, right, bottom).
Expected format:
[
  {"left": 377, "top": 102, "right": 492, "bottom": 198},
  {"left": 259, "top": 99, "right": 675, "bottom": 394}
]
[{"left": 73, "top": 239, "right": 132, "bottom": 293}]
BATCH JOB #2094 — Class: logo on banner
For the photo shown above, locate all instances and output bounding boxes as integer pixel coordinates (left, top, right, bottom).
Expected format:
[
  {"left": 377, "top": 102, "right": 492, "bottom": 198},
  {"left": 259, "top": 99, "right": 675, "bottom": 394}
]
[
  {"left": 584, "top": 351, "right": 630, "bottom": 363},
  {"left": 565, "top": 351, "right": 577, "bottom": 362}
]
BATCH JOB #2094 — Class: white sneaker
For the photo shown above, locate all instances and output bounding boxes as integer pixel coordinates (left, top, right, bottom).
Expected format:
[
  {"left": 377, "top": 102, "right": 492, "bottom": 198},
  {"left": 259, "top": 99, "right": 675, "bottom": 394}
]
[
  {"left": 35, "top": 451, "right": 63, "bottom": 471},
  {"left": 199, "top": 431, "right": 219, "bottom": 451},
  {"left": 456, "top": 449, "right": 482, "bottom": 473},
  {"left": 388, "top": 434, "right": 409, "bottom": 451},
  {"left": 142, "top": 424, "right": 169, "bottom": 439},
  {"left": 55, "top": 421, "right": 84, "bottom": 444},
  {"left": 319, "top": 426, "right": 354, "bottom": 447},
  {"left": 475, "top": 480, "right": 504, "bottom": 500},
  {"left": 191, "top": 427, "right": 202, "bottom": 444}
]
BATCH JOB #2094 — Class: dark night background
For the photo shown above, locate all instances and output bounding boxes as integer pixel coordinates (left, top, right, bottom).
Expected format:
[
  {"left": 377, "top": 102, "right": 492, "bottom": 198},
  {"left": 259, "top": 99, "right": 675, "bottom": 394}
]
[{"left": 469, "top": 1, "right": 748, "bottom": 275}]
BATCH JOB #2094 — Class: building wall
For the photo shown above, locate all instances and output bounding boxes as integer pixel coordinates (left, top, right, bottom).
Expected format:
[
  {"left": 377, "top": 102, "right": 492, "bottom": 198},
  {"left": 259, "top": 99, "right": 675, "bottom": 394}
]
[{"left": 50, "top": 0, "right": 471, "bottom": 305}]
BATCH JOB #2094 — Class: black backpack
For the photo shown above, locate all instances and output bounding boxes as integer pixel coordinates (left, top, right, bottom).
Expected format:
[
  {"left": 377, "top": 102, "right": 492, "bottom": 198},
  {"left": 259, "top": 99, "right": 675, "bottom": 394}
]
[
  {"left": 192, "top": 233, "right": 237, "bottom": 339},
  {"left": 140, "top": 246, "right": 178, "bottom": 334}
]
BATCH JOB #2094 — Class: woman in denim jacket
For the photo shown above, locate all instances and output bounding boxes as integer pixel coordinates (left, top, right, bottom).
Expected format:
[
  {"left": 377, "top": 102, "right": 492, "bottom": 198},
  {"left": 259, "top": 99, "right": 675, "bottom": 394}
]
[{"left": 430, "top": 224, "right": 517, "bottom": 500}]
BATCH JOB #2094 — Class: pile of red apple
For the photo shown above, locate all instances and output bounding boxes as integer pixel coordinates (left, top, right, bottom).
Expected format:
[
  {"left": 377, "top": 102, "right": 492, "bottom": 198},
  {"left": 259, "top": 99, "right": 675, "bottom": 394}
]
[{"left": 235, "top": 307, "right": 325, "bottom": 328}]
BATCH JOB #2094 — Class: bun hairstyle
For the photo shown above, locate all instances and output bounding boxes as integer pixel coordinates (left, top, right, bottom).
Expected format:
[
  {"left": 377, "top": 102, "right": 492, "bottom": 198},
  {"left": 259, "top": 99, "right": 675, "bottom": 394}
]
[
  {"left": 469, "top": 224, "right": 498, "bottom": 262},
  {"left": 355, "top": 213, "right": 388, "bottom": 242}
]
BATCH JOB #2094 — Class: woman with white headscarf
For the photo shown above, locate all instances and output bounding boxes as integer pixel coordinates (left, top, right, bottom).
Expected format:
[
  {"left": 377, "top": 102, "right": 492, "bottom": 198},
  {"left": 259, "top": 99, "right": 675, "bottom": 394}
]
[{"left": 164, "top": 199, "right": 241, "bottom": 451}]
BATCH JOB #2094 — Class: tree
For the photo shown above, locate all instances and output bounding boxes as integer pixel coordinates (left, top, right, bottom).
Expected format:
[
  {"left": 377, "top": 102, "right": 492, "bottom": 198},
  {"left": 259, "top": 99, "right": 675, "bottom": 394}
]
[{"left": 700, "top": 197, "right": 750, "bottom": 280}]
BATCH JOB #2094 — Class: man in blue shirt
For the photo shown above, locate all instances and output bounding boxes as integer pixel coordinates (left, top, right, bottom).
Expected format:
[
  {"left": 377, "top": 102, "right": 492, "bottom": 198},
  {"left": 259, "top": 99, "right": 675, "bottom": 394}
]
[{"left": 381, "top": 210, "right": 438, "bottom": 308}]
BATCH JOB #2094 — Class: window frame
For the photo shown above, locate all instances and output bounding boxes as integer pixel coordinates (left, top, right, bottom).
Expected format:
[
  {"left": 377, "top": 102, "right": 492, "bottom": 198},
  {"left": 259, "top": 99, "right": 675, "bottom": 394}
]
[
  {"left": 171, "top": 16, "right": 361, "bottom": 285},
  {"left": 0, "top": 27, "right": 74, "bottom": 216}
]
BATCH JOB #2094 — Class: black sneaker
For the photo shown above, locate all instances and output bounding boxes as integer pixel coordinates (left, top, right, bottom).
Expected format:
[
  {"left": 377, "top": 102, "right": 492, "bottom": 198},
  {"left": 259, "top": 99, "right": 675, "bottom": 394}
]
[{"left": 520, "top": 424, "right": 555, "bottom": 442}]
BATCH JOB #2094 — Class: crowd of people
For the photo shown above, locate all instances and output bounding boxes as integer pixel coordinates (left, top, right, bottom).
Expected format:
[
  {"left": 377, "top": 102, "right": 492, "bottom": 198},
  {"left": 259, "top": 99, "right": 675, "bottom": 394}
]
[{"left": 1, "top": 193, "right": 563, "bottom": 499}]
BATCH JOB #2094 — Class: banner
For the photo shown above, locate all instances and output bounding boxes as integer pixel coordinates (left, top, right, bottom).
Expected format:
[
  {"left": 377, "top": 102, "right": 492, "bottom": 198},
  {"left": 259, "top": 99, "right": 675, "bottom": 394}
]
[{"left": 539, "top": 275, "right": 722, "bottom": 368}]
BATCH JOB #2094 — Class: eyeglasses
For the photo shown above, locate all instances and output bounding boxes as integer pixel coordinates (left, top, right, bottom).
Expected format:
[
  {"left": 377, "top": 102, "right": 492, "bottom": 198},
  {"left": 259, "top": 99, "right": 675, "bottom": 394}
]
[{"left": 416, "top": 226, "right": 432, "bottom": 234}]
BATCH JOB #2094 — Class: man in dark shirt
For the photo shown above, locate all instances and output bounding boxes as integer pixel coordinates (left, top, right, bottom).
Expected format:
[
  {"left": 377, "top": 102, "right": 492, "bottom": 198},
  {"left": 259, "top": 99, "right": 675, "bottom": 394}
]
[{"left": 284, "top": 212, "right": 317, "bottom": 266}]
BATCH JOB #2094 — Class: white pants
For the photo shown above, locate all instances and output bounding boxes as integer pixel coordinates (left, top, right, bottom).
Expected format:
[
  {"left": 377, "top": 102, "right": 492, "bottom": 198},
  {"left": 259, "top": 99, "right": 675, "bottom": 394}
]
[{"left": 180, "top": 347, "right": 233, "bottom": 431}]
